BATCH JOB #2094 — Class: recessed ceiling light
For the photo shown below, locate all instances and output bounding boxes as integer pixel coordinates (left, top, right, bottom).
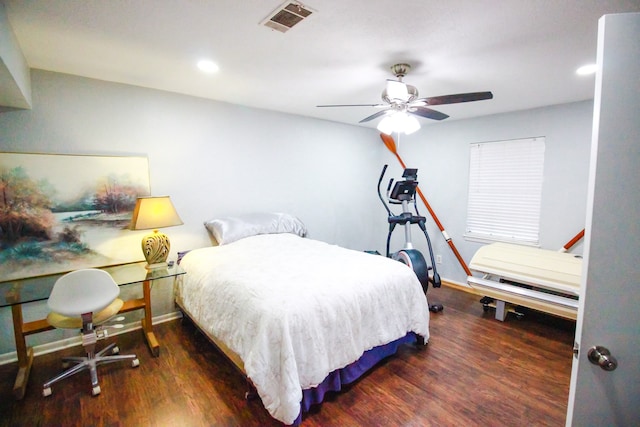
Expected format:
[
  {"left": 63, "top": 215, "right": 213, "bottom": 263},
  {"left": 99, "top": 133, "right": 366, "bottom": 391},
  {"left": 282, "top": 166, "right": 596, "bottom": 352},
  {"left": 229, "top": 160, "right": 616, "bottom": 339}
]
[
  {"left": 576, "top": 64, "right": 597, "bottom": 76},
  {"left": 197, "top": 60, "right": 219, "bottom": 73}
]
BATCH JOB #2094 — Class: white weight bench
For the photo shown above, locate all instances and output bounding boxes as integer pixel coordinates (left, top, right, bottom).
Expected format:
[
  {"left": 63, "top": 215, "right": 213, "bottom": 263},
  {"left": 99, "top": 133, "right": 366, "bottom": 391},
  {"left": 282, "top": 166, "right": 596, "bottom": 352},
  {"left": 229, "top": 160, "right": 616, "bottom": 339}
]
[{"left": 467, "top": 242, "right": 582, "bottom": 321}]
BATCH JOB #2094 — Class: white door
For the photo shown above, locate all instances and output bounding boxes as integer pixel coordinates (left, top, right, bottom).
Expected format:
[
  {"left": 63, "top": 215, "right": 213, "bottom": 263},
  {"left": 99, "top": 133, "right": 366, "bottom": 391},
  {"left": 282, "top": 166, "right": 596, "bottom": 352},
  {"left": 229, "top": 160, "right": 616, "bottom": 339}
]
[{"left": 566, "top": 12, "right": 640, "bottom": 426}]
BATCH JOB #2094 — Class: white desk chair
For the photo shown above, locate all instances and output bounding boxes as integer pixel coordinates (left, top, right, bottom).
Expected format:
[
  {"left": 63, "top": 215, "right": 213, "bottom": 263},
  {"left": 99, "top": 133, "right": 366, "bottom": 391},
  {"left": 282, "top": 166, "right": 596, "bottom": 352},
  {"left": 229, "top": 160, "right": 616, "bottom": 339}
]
[{"left": 43, "top": 269, "right": 139, "bottom": 397}]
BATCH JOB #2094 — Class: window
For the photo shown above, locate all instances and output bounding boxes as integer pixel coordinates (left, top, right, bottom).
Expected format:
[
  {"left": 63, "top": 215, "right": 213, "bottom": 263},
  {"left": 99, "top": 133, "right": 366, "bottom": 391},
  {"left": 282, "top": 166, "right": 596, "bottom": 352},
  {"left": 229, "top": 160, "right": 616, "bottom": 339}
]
[{"left": 465, "top": 137, "right": 545, "bottom": 245}]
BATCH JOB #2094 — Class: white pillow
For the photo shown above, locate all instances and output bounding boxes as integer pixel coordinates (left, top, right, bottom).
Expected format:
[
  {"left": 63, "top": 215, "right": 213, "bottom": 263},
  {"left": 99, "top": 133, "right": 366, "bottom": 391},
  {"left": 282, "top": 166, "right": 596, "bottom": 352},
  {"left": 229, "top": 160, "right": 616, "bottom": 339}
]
[{"left": 204, "top": 212, "right": 307, "bottom": 245}]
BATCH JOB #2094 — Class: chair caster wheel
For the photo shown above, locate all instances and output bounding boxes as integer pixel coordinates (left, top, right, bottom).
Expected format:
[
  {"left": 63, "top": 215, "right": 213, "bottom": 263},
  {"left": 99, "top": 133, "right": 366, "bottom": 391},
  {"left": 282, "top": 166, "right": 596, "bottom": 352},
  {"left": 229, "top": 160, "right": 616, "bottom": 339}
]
[
  {"left": 112, "top": 346, "right": 120, "bottom": 355},
  {"left": 132, "top": 358, "right": 140, "bottom": 368},
  {"left": 92, "top": 385, "right": 101, "bottom": 396},
  {"left": 43, "top": 387, "right": 52, "bottom": 397},
  {"left": 429, "top": 304, "right": 444, "bottom": 313}
]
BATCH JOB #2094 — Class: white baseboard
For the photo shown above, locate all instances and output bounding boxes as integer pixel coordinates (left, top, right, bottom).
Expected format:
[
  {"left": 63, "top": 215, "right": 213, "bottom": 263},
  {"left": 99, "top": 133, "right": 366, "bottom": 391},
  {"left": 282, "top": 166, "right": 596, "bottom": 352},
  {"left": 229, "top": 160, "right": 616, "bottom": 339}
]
[{"left": 0, "top": 311, "right": 182, "bottom": 366}]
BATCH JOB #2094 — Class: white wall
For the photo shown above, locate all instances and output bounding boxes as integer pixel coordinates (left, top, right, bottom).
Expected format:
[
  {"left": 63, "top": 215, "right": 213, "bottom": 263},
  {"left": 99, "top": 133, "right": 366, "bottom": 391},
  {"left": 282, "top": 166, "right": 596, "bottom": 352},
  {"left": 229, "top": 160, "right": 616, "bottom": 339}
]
[{"left": 0, "top": 69, "right": 594, "bottom": 357}]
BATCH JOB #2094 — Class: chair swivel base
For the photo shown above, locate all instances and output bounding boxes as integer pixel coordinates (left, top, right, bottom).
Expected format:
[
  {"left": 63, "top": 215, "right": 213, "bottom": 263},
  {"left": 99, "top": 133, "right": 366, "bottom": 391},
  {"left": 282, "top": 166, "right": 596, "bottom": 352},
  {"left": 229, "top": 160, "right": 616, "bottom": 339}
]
[{"left": 43, "top": 342, "right": 139, "bottom": 397}]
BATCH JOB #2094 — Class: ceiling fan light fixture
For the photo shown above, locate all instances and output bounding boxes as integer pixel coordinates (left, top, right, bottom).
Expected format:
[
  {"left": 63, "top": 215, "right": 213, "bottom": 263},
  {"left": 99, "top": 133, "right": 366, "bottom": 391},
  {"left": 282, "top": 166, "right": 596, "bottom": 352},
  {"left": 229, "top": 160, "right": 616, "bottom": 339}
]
[
  {"left": 377, "top": 115, "right": 396, "bottom": 135},
  {"left": 402, "top": 114, "right": 421, "bottom": 135},
  {"left": 376, "top": 112, "right": 421, "bottom": 135},
  {"left": 386, "top": 80, "right": 409, "bottom": 102}
]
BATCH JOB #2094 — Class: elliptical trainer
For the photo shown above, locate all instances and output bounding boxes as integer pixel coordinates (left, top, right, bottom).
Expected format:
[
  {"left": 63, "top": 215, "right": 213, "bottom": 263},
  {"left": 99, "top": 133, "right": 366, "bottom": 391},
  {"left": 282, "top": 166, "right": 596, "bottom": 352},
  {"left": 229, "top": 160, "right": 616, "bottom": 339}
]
[{"left": 377, "top": 165, "right": 443, "bottom": 313}]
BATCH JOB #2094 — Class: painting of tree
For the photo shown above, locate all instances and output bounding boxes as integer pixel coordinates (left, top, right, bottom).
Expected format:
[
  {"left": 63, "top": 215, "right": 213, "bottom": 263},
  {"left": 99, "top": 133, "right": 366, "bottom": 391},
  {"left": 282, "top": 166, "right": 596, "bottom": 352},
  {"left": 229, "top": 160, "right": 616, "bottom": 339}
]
[
  {"left": 0, "top": 165, "right": 55, "bottom": 243},
  {"left": 0, "top": 153, "right": 151, "bottom": 282}
]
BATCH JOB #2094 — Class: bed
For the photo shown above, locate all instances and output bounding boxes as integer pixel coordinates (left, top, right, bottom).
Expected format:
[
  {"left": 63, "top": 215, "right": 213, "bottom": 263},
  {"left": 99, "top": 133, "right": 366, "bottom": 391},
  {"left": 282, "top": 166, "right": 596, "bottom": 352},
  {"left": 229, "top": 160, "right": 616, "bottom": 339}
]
[
  {"left": 467, "top": 242, "right": 582, "bottom": 320},
  {"left": 174, "top": 213, "right": 430, "bottom": 425}
]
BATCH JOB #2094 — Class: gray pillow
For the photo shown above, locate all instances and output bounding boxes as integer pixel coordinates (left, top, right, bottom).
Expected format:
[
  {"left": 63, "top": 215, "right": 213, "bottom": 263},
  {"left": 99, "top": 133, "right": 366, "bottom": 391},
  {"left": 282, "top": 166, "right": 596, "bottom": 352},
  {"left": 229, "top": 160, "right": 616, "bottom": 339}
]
[{"left": 204, "top": 212, "right": 307, "bottom": 245}]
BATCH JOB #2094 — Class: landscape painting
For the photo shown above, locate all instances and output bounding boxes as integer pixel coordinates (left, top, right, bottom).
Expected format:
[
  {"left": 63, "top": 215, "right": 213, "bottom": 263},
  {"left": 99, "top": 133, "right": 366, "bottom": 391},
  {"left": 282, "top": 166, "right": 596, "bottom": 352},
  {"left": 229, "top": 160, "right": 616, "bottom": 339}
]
[{"left": 0, "top": 152, "right": 151, "bottom": 282}]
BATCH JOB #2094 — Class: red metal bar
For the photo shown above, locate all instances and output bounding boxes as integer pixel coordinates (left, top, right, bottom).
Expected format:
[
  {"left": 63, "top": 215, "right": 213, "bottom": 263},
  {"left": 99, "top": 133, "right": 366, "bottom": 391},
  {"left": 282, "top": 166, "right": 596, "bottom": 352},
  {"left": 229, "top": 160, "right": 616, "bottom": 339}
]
[{"left": 562, "top": 229, "right": 585, "bottom": 252}]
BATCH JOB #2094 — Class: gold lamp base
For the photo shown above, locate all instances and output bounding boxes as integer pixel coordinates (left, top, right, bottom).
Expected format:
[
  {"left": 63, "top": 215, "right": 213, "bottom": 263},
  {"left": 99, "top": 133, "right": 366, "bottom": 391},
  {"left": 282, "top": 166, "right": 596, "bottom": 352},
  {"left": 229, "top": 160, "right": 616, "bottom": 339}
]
[{"left": 141, "top": 230, "right": 171, "bottom": 270}]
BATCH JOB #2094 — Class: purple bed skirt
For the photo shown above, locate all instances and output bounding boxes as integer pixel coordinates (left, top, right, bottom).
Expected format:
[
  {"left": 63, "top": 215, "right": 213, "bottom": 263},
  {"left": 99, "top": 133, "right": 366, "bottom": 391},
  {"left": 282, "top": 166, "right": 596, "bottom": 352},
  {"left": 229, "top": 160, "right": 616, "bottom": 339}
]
[{"left": 292, "top": 332, "right": 418, "bottom": 425}]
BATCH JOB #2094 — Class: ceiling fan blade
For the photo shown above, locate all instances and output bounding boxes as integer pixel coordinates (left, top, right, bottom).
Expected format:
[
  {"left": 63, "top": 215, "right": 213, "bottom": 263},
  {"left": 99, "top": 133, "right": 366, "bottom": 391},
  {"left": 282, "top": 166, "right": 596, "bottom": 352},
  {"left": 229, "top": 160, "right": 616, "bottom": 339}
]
[
  {"left": 410, "top": 107, "right": 449, "bottom": 121},
  {"left": 359, "top": 109, "right": 392, "bottom": 123},
  {"left": 317, "top": 103, "right": 386, "bottom": 108},
  {"left": 415, "top": 91, "right": 493, "bottom": 106}
]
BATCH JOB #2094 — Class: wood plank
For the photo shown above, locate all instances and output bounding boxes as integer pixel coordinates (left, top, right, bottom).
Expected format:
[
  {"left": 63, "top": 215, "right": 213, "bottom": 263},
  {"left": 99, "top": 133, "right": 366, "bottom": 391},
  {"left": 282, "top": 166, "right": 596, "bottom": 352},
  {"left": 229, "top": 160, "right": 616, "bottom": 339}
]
[
  {"left": 118, "top": 298, "right": 145, "bottom": 313},
  {"left": 22, "top": 319, "right": 54, "bottom": 336},
  {"left": 11, "top": 347, "right": 33, "bottom": 400}
]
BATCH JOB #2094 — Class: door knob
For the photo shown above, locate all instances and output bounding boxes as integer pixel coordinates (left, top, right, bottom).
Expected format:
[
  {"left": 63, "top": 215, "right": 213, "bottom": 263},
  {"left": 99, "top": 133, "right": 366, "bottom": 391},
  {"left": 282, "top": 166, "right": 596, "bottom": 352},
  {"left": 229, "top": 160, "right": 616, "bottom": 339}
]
[{"left": 587, "top": 346, "right": 618, "bottom": 371}]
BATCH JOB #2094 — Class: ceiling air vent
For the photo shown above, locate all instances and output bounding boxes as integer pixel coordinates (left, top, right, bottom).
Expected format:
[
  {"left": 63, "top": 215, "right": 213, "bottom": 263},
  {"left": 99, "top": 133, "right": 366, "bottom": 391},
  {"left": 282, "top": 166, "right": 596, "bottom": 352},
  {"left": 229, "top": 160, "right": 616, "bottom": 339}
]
[{"left": 261, "top": 2, "right": 315, "bottom": 33}]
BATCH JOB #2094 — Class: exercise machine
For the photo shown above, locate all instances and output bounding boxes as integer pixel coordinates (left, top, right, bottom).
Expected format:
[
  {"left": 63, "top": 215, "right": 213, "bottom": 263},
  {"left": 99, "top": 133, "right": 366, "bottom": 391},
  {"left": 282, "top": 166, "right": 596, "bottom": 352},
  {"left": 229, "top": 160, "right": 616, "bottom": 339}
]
[{"left": 377, "top": 165, "right": 443, "bottom": 313}]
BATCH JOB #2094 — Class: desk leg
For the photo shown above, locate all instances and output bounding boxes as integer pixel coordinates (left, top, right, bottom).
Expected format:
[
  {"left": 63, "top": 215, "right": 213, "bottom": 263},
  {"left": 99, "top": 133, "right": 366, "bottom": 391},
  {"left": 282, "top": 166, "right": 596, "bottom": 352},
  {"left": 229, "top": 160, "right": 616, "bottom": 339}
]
[
  {"left": 11, "top": 304, "right": 33, "bottom": 400},
  {"left": 141, "top": 279, "right": 159, "bottom": 357}
]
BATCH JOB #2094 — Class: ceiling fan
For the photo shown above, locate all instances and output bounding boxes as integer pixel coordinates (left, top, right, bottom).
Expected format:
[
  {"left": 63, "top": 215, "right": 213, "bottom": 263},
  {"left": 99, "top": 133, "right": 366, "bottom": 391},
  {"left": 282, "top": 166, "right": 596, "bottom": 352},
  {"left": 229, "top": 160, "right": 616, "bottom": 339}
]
[{"left": 317, "top": 63, "right": 493, "bottom": 134}]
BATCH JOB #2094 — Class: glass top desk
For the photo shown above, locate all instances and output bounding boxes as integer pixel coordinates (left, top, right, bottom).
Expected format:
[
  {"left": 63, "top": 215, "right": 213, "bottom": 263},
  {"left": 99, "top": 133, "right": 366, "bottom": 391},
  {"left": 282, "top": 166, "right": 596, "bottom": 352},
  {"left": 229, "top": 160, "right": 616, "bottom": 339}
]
[{"left": 0, "top": 261, "right": 185, "bottom": 399}]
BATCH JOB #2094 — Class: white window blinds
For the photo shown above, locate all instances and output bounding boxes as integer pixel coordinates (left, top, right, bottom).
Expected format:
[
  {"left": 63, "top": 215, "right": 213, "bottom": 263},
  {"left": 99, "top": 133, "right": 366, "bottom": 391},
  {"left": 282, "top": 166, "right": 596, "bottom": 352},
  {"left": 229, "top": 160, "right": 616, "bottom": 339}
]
[{"left": 465, "top": 137, "right": 545, "bottom": 245}]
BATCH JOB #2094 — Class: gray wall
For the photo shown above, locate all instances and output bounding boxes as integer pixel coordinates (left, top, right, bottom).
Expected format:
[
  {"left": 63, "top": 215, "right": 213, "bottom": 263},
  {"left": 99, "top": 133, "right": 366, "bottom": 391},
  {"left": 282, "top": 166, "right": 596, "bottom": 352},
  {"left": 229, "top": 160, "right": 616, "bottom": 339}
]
[{"left": 0, "top": 69, "right": 593, "bottom": 357}]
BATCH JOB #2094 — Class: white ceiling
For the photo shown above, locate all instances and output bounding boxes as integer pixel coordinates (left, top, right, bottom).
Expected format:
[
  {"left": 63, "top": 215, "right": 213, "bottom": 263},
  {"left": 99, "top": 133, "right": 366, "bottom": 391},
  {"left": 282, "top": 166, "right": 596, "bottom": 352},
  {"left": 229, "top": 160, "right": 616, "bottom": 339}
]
[{"left": 4, "top": 0, "right": 640, "bottom": 128}]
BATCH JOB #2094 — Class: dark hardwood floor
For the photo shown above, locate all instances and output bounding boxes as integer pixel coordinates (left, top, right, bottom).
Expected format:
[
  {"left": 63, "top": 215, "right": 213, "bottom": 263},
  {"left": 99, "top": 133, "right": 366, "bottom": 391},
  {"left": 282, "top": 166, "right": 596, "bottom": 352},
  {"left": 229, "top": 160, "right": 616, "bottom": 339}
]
[{"left": 0, "top": 286, "right": 575, "bottom": 426}]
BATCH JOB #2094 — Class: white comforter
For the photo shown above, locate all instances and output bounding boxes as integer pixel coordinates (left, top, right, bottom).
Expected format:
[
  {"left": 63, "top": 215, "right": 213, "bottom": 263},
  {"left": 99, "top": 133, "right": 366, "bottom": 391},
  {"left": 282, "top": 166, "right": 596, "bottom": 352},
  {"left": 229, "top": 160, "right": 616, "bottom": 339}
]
[{"left": 177, "top": 234, "right": 430, "bottom": 425}]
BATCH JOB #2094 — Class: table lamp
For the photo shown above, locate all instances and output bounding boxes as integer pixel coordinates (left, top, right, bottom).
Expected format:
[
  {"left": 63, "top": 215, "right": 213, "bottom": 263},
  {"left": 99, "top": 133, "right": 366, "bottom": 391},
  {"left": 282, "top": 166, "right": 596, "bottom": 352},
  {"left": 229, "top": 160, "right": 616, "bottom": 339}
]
[{"left": 130, "top": 196, "right": 183, "bottom": 270}]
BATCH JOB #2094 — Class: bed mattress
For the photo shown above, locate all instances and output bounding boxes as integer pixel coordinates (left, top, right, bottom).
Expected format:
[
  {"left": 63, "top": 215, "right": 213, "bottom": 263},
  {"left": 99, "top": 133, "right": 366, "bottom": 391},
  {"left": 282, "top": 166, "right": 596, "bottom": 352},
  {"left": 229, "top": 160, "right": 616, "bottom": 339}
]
[{"left": 176, "top": 233, "right": 430, "bottom": 425}]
